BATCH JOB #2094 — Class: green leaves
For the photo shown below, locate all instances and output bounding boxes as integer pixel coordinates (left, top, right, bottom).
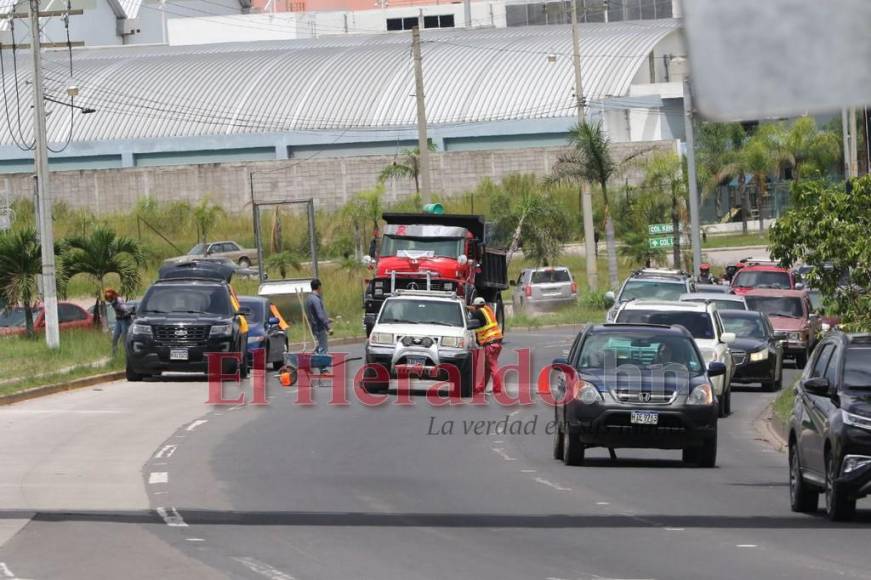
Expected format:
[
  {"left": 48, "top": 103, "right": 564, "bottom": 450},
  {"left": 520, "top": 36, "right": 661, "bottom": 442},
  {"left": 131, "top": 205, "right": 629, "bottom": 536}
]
[
  {"left": 0, "top": 228, "right": 43, "bottom": 337},
  {"left": 62, "top": 226, "right": 145, "bottom": 303}
]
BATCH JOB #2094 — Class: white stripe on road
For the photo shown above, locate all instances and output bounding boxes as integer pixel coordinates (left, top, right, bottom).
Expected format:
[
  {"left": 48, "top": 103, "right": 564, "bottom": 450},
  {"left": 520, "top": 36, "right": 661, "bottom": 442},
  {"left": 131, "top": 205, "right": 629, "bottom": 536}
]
[
  {"left": 186, "top": 538, "right": 205, "bottom": 542},
  {"left": 0, "top": 563, "right": 13, "bottom": 578},
  {"left": 154, "top": 444, "right": 177, "bottom": 459},
  {"left": 736, "top": 544, "right": 758, "bottom": 548},
  {"left": 233, "top": 557, "right": 296, "bottom": 580},
  {"left": 521, "top": 469, "right": 536, "bottom": 473},
  {"left": 186, "top": 419, "right": 208, "bottom": 431},
  {"left": 149, "top": 472, "right": 168, "bottom": 484},
  {"left": 492, "top": 448, "right": 517, "bottom": 461},
  {"left": 534, "top": 477, "right": 571, "bottom": 491},
  {"left": 156, "top": 507, "right": 187, "bottom": 527}
]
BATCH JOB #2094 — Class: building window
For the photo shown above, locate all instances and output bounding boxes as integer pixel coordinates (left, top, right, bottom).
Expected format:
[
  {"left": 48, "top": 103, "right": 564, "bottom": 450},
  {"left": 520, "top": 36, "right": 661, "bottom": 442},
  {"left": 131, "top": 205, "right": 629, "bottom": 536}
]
[
  {"left": 386, "top": 18, "right": 403, "bottom": 31},
  {"left": 388, "top": 14, "right": 454, "bottom": 31},
  {"left": 439, "top": 14, "right": 454, "bottom": 27}
]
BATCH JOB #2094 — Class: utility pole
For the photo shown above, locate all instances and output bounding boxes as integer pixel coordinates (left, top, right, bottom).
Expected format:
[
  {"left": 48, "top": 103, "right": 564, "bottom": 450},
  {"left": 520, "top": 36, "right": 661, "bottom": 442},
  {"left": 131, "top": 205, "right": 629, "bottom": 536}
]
[
  {"left": 29, "top": 0, "right": 60, "bottom": 349},
  {"left": 849, "top": 107, "right": 859, "bottom": 178},
  {"left": 463, "top": 0, "right": 471, "bottom": 27},
  {"left": 864, "top": 107, "right": 871, "bottom": 176},
  {"left": 412, "top": 26, "right": 432, "bottom": 204},
  {"left": 842, "top": 108, "right": 852, "bottom": 179},
  {"left": 603, "top": 0, "right": 608, "bottom": 23},
  {"left": 571, "top": 0, "right": 598, "bottom": 291},
  {"left": 683, "top": 78, "right": 702, "bottom": 279}
]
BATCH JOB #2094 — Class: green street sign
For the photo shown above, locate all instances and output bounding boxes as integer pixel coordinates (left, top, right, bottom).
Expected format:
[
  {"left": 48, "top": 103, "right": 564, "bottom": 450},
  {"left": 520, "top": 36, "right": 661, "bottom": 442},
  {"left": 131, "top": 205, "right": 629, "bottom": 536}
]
[
  {"left": 649, "top": 236, "right": 675, "bottom": 249},
  {"left": 648, "top": 223, "right": 674, "bottom": 235}
]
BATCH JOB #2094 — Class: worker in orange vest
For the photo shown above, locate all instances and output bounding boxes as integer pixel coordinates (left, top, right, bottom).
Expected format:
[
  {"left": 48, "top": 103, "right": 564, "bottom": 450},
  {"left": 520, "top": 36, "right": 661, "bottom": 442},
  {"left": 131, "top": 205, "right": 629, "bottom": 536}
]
[{"left": 468, "top": 297, "right": 503, "bottom": 394}]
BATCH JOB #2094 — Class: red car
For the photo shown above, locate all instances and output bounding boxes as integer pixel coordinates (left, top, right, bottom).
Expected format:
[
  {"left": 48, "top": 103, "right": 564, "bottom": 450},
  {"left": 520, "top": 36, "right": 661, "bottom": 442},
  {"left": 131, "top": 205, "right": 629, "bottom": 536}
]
[
  {"left": 0, "top": 302, "right": 93, "bottom": 337},
  {"left": 731, "top": 263, "right": 799, "bottom": 296},
  {"left": 743, "top": 289, "right": 818, "bottom": 367}
]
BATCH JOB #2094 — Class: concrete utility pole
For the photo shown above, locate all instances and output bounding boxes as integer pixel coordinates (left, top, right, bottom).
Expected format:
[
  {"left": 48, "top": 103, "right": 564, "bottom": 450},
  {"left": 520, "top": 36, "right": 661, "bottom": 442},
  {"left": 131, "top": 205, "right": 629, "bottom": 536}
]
[
  {"left": 683, "top": 77, "right": 702, "bottom": 279},
  {"left": 412, "top": 26, "right": 432, "bottom": 204},
  {"left": 849, "top": 106, "right": 859, "bottom": 178},
  {"left": 571, "top": 0, "right": 598, "bottom": 291},
  {"left": 30, "top": 0, "right": 60, "bottom": 349},
  {"left": 463, "top": 0, "right": 471, "bottom": 28},
  {"left": 842, "top": 108, "right": 852, "bottom": 178}
]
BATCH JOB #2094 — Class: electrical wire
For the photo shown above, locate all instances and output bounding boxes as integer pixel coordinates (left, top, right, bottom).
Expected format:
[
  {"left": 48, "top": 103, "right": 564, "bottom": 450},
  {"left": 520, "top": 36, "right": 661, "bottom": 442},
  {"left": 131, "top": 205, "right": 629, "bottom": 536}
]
[
  {"left": 9, "top": 20, "right": 34, "bottom": 148},
  {"left": 0, "top": 43, "right": 35, "bottom": 150},
  {"left": 46, "top": 0, "right": 76, "bottom": 153}
]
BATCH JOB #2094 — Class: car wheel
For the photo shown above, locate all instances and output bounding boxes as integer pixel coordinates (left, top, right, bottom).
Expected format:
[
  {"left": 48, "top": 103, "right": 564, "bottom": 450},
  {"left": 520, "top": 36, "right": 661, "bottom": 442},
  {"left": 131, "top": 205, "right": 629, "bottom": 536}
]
[
  {"left": 553, "top": 418, "right": 565, "bottom": 461},
  {"left": 825, "top": 452, "right": 856, "bottom": 521},
  {"left": 697, "top": 431, "right": 717, "bottom": 468},
  {"left": 238, "top": 257, "right": 251, "bottom": 268},
  {"left": 789, "top": 442, "right": 819, "bottom": 513},
  {"left": 562, "top": 430, "right": 584, "bottom": 466},
  {"left": 126, "top": 363, "right": 143, "bottom": 382},
  {"left": 682, "top": 447, "right": 699, "bottom": 464}
]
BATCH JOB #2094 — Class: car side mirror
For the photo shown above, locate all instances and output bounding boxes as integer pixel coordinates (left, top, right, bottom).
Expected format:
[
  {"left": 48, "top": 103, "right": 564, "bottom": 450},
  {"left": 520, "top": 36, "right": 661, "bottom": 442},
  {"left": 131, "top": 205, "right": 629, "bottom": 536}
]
[
  {"left": 268, "top": 316, "right": 280, "bottom": 326},
  {"left": 795, "top": 283, "right": 805, "bottom": 290},
  {"left": 721, "top": 332, "right": 736, "bottom": 345},
  {"left": 707, "top": 361, "right": 727, "bottom": 377},
  {"left": 552, "top": 356, "right": 569, "bottom": 366},
  {"left": 467, "top": 317, "right": 483, "bottom": 330},
  {"left": 603, "top": 291, "right": 616, "bottom": 308},
  {"left": 802, "top": 377, "right": 831, "bottom": 397}
]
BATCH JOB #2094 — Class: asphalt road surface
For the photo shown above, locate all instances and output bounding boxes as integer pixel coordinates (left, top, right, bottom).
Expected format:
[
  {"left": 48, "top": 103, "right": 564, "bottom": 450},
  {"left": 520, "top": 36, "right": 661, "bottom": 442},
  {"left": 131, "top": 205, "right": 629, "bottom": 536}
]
[{"left": 1, "top": 327, "right": 869, "bottom": 580}]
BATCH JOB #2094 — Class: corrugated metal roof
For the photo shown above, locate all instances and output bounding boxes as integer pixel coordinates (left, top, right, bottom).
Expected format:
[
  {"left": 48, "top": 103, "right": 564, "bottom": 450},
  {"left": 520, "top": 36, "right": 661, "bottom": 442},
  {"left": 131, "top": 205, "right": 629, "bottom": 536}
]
[
  {"left": 106, "top": 0, "right": 142, "bottom": 19},
  {"left": 0, "top": 20, "right": 679, "bottom": 146}
]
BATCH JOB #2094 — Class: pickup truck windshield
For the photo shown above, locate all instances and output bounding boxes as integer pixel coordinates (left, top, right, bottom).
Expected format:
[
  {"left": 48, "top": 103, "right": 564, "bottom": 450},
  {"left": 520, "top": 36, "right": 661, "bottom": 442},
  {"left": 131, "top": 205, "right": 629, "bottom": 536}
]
[
  {"left": 379, "top": 300, "right": 464, "bottom": 327},
  {"left": 733, "top": 270, "right": 791, "bottom": 289},
  {"left": 380, "top": 236, "right": 463, "bottom": 258},
  {"left": 745, "top": 296, "right": 804, "bottom": 318}
]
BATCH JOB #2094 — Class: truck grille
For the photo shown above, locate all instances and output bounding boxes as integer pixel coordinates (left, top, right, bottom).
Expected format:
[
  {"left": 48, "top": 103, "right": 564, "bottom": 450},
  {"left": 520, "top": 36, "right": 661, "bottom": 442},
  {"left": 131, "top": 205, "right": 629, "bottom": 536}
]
[
  {"left": 153, "top": 325, "right": 210, "bottom": 345},
  {"left": 377, "top": 278, "right": 452, "bottom": 293},
  {"left": 731, "top": 350, "right": 747, "bottom": 365},
  {"left": 614, "top": 390, "right": 676, "bottom": 405}
]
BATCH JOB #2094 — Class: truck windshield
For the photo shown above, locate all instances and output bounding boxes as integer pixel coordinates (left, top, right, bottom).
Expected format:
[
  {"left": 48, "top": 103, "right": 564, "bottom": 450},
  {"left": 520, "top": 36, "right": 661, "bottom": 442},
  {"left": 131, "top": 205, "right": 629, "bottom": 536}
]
[
  {"left": 379, "top": 300, "right": 464, "bottom": 327},
  {"left": 380, "top": 236, "right": 463, "bottom": 258},
  {"left": 745, "top": 296, "right": 804, "bottom": 318},
  {"left": 733, "top": 270, "right": 791, "bottom": 289}
]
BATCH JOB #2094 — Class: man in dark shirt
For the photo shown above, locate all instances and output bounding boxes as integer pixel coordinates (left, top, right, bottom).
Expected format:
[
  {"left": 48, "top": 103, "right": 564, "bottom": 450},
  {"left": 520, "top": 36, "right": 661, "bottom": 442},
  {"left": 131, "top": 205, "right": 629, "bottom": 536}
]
[
  {"left": 304, "top": 279, "right": 332, "bottom": 354},
  {"left": 104, "top": 288, "right": 132, "bottom": 356}
]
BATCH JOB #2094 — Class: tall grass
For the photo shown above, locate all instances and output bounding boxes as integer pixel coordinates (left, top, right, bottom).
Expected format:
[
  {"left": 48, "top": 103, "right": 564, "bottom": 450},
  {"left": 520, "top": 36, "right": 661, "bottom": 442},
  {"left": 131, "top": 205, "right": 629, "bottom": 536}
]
[{"left": 0, "top": 328, "right": 116, "bottom": 382}]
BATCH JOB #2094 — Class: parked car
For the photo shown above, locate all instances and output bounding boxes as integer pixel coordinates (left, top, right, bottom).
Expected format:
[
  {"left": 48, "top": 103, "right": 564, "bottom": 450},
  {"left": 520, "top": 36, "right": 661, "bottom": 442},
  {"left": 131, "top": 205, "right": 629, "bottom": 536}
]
[
  {"left": 680, "top": 292, "right": 748, "bottom": 311},
  {"left": 615, "top": 300, "right": 736, "bottom": 417},
  {"left": 744, "top": 289, "right": 818, "bottom": 368},
  {"left": 789, "top": 331, "right": 871, "bottom": 521},
  {"left": 167, "top": 241, "right": 257, "bottom": 268},
  {"left": 511, "top": 267, "right": 577, "bottom": 312},
  {"left": 694, "top": 283, "right": 731, "bottom": 294},
  {"left": 551, "top": 323, "right": 723, "bottom": 467},
  {"left": 718, "top": 309, "right": 785, "bottom": 392},
  {"left": 731, "top": 263, "right": 800, "bottom": 295},
  {"left": 0, "top": 302, "right": 93, "bottom": 337},
  {"left": 604, "top": 269, "right": 695, "bottom": 322},
  {"left": 238, "top": 296, "right": 288, "bottom": 371}
]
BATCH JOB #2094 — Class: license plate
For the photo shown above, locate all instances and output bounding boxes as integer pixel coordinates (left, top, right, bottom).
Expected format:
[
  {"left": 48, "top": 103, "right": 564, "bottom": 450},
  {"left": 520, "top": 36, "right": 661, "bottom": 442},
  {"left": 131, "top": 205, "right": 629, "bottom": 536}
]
[
  {"left": 170, "top": 349, "right": 188, "bottom": 361},
  {"left": 630, "top": 411, "right": 659, "bottom": 425},
  {"left": 407, "top": 356, "right": 425, "bottom": 366}
]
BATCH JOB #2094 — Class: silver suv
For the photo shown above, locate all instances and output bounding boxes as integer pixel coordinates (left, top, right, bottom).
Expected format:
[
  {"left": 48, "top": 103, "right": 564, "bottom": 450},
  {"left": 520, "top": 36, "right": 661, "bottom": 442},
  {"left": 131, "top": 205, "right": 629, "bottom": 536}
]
[
  {"left": 511, "top": 267, "right": 577, "bottom": 312},
  {"left": 605, "top": 269, "right": 695, "bottom": 322}
]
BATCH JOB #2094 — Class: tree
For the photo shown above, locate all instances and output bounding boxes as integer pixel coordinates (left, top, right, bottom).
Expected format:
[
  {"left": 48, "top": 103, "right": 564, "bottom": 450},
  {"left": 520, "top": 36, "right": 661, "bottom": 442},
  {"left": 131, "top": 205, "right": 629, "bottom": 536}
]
[
  {"left": 378, "top": 144, "right": 438, "bottom": 195},
  {"left": 642, "top": 151, "right": 687, "bottom": 266},
  {"left": 62, "top": 227, "right": 144, "bottom": 327},
  {"left": 264, "top": 251, "right": 301, "bottom": 279},
  {"left": 0, "top": 228, "right": 42, "bottom": 337},
  {"left": 695, "top": 122, "right": 746, "bottom": 222},
  {"left": 342, "top": 184, "right": 385, "bottom": 258},
  {"left": 769, "top": 176, "right": 871, "bottom": 330},
  {"left": 192, "top": 198, "right": 225, "bottom": 244},
  {"left": 781, "top": 116, "right": 841, "bottom": 181}
]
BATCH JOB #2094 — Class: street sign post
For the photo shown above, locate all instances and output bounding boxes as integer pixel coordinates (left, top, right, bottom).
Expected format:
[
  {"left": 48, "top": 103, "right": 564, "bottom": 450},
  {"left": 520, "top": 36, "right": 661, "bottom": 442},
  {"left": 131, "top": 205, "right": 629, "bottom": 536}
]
[
  {"left": 648, "top": 223, "right": 675, "bottom": 236},
  {"left": 649, "top": 237, "right": 675, "bottom": 249}
]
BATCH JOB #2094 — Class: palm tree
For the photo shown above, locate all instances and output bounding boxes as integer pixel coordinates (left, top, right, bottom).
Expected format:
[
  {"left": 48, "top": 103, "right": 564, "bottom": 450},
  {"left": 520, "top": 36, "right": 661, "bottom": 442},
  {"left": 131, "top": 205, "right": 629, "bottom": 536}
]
[
  {"left": 264, "top": 251, "right": 301, "bottom": 279},
  {"left": 378, "top": 144, "right": 438, "bottom": 195},
  {"left": 62, "top": 227, "right": 144, "bottom": 326},
  {"left": 695, "top": 122, "right": 746, "bottom": 222},
  {"left": 781, "top": 116, "right": 841, "bottom": 181},
  {"left": 192, "top": 198, "right": 225, "bottom": 244},
  {"left": 643, "top": 151, "right": 686, "bottom": 267},
  {"left": 342, "top": 185, "right": 385, "bottom": 258},
  {"left": 0, "top": 228, "right": 42, "bottom": 337}
]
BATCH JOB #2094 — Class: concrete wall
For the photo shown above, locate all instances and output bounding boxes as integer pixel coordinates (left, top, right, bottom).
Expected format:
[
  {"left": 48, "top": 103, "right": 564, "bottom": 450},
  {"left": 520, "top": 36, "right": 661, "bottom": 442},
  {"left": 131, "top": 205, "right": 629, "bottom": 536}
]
[{"left": 4, "top": 141, "right": 674, "bottom": 215}]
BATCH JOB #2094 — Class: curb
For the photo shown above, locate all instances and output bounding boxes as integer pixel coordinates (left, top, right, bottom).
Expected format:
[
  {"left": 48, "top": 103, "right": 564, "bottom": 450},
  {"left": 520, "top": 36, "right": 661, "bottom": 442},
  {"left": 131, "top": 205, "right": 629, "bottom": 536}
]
[
  {"left": 0, "top": 371, "right": 125, "bottom": 407},
  {"left": 754, "top": 399, "right": 788, "bottom": 453}
]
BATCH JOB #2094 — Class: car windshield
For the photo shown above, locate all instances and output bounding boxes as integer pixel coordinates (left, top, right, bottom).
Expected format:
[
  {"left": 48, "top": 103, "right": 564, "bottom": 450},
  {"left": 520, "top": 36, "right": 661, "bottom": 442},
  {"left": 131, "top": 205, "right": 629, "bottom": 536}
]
[
  {"left": 577, "top": 330, "right": 704, "bottom": 376},
  {"left": 721, "top": 314, "right": 767, "bottom": 339},
  {"left": 684, "top": 297, "right": 747, "bottom": 311},
  {"left": 616, "top": 309, "right": 715, "bottom": 340},
  {"left": 187, "top": 243, "right": 206, "bottom": 256},
  {"left": 620, "top": 280, "right": 685, "bottom": 302},
  {"left": 140, "top": 285, "right": 231, "bottom": 315},
  {"left": 844, "top": 347, "right": 871, "bottom": 390},
  {"left": 733, "top": 270, "right": 791, "bottom": 289},
  {"left": 745, "top": 296, "right": 804, "bottom": 318},
  {"left": 0, "top": 307, "right": 40, "bottom": 327},
  {"left": 380, "top": 236, "right": 463, "bottom": 259},
  {"left": 379, "top": 300, "right": 464, "bottom": 326},
  {"left": 531, "top": 269, "right": 571, "bottom": 284},
  {"left": 808, "top": 290, "right": 823, "bottom": 312},
  {"left": 239, "top": 300, "right": 266, "bottom": 324}
]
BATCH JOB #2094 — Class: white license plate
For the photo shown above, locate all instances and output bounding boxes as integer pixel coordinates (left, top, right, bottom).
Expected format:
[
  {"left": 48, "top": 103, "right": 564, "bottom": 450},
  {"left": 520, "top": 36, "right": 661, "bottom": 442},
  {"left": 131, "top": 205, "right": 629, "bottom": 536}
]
[
  {"left": 170, "top": 349, "right": 189, "bottom": 361},
  {"left": 407, "top": 356, "right": 425, "bottom": 366},
  {"left": 630, "top": 411, "right": 659, "bottom": 425}
]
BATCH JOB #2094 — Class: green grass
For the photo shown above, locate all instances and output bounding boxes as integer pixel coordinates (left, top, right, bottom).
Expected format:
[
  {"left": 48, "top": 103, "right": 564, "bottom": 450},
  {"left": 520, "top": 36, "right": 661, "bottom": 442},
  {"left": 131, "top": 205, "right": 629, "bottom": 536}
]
[
  {"left": 702, "top": 231, "right": 769, "bottom": 250},
  {"left": 506, "top": 302, "right": 605, "bottom": 330},
  {"left": 773, "top": 383, "right": 796, "bottom": 428}
]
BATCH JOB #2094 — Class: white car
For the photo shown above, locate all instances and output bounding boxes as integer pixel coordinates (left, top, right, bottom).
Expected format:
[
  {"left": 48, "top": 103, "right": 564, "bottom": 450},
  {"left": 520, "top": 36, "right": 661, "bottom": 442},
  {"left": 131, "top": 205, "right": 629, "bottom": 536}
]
[
  {"left": 363, "top": 291, "right": 482, "bottom": 397},
  {"left": 615, "top": 300, "right": 736, "bottom": 417}
]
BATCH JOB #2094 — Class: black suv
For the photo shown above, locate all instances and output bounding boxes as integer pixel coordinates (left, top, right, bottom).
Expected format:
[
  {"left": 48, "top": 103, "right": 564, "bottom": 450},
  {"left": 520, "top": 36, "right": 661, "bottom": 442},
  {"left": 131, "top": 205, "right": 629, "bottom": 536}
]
[
  {"left": 126, "top": 274, "right": 249, "bottom": 381},
  {"left": 789, "top": 331, "right": 871, "bottom": 521},
  {"left": 552, "top": 323, "right": 724, "bottom": 467}
]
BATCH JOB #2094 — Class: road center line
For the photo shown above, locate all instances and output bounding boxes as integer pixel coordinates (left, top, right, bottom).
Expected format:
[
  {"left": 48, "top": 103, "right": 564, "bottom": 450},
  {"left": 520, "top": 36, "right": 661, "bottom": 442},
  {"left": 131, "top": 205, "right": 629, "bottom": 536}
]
[
  {"left": 736, "top": 544, "right": 758, "bottom": 548},
  {"left": 492, "top": 448, "right": 517, "bottom": 461},
  {"left": 155, "top": 444, "right": 177, "bottom": 459},
  {"left": 233, "top": 557, "right": 296, "bottom": 580},
  {"left": 149, "top": 472, "right": 168, "bottom": 484},
  {"left": 0, "top": 563, "right": 13, "bottom": 578},
  {"left": 186, "top": 419, "right": 208, "bottom": 431},
  {"left": 534, "top": 477, "right": 571, "bottom": 491},
  {"left": 156, "top": 507, "right": 188, "bottom": 527}
]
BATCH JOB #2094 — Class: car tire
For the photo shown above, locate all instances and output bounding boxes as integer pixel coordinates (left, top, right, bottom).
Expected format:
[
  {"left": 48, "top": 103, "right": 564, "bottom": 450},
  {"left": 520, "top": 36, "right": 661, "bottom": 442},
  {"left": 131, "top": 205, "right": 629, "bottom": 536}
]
[
  {"left": 553, "top": 418, "right": 565, "bottom": 461},
  {"left": 238, "top": 257, "right": 251, "bottom": 268},
  {"left": 126, "top": 364, "right": 144, "bottom": 382},
  {"left": 825, "top": 452, "right": 856, "bottom": 521},
  {"left": 562, "top": 430, "right": 584, "bottom": 466},
  {"left": 789, "top": 442, "right": 819, "bottom": 513},
  {"left": 697, "top": 432, "right": 717, "bottom": 468},
  {"left": 239, "top": 349, "right": 250, "bottom": 380}
]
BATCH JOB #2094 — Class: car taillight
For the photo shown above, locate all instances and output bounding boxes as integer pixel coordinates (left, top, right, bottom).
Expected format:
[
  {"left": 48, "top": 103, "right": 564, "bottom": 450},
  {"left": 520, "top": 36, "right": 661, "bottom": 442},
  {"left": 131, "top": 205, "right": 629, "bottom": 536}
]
[
  {"left": 571, "top": 281, "right": 577, "bottom": 294},
  {"left": 524, "top": 285, "right": 532, "bottom": 297}
]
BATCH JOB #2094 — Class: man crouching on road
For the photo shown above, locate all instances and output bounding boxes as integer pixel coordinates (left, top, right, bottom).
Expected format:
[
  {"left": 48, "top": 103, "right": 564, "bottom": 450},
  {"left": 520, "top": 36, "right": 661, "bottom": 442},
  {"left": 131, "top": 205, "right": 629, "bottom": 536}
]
[{"left": 468, "top": 297, "right": 503, "bottom": 394}]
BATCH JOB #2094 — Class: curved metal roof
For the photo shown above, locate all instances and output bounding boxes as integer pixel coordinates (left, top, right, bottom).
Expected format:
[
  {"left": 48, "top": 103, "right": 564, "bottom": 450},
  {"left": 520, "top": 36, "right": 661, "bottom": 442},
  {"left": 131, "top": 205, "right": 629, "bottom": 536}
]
[{"left": 0, "top": 20, "right": 679, "bottom": 146}]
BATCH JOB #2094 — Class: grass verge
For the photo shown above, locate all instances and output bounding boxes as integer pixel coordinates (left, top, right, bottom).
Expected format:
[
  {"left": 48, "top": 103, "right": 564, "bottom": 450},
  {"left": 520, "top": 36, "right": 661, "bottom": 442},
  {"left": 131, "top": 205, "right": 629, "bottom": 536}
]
[
  {"left": 702, "top": 231, "right": 769, "bottom": 250},
  {"left": 772, "top": 385, "right": 795, "bottom": 429},
  {"left": 0, "top": 328, "right": 116, "bottom": 383}
]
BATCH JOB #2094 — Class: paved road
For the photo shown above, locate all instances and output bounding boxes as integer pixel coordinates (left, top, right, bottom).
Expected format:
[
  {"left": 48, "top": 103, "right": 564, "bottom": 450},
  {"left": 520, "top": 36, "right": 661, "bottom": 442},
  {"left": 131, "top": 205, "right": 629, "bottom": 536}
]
[{"left": 1, "top": 328, "right": 869, "bottom": 580}]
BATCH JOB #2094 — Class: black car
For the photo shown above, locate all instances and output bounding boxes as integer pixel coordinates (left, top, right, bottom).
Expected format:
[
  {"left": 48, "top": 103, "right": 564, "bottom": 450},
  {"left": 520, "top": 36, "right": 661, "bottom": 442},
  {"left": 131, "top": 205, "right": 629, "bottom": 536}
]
[
  {"left": 719, "top": 309, "right": 785, "bottom": 392},
  {"left": 552, "top": 323, "right": 724, "bottom": 467},
  {"left": 789, "top": 331, "right": 871, "bottom": 521},
  {"left": 239, "top": 296, "right": 288, "bottom": 371},
  {"left": 125, "top": 277, "right": 249, "bottom": 381}
]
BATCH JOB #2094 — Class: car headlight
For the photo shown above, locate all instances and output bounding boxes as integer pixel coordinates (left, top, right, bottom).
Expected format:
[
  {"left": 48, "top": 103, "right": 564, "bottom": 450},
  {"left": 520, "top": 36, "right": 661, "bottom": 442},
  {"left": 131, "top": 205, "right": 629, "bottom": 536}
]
[
  {"left": 687, "top": 383, "right": 714, "bottom": 406},
  {"left": 130, "top": 322, "right": 152, "bottom": 336},
  {"left": 440, "top": 336, "right": 464, "bottom": 348},
  {"left": 788, "top": 332, "right": 802, "bottom": 341},
  {"left": 370, "top": 332, "right": 394, "bottom": 346},
  {"left": 576, "top": 382, "right": 603, "bottom": 404},
  {"left": 842, "top": 455, "right": 871, "bottom": 475},
  {"left": 210, "top": 324, "right": 232, "bottom": 336},
  {"left": 842, "top": 410, "right": 871, "bottom": 432},
  {"left": 750, "top": 349, "right": 769, "bottom": 362}
]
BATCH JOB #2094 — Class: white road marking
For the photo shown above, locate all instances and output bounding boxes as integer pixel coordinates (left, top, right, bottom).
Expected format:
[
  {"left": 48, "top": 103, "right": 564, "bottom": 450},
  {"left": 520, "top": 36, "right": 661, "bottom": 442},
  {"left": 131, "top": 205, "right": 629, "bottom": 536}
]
[
  {"left": 596, "top": 502, "right": 610, "bottom": 506},
  {"left": 664, "top": 527, "right": 685, "bottom": 531},
  {"left": 153, "top": 491, "right": 168, "bottom": 495},
  {"left": 509, "top": 410, "right": 520, "bottom": 417},
  {"left": 156, "top": 507, "right": 187, "bottom": 527},
  {"left": 149, "top": 472, "right": 168, "bottom": 484},
  {"left": 186, "top": 538, "right": 205, "bottom": 542},
  {"left": 155, "top": 444, "right": 177, "bottom": 459},
  {"left": 492, "top": 448, "right": 517, "bottom": 461},
  {"left": 534, "top": 477, "right": 571, "bottom": 491},
  {"left": 0, "top": 563, "right": 13, "bottom": 578},
  {"left": 186, "top": 419, "right": 208, "bottom": 431},
  {"left": 233, "top": 557, "right": 296, "bottom": 580},
  {"left": 493, "top": 440, "right": 504, "bottom": 444},
  {"left": 152, "top": 462, "right": 167, "bottom": 466},
  {"left": 521, "top": 469, "right": 536, "bottom": 473},
  {"left": 736, "top": 544, "right": 758, "bottom": 548}
]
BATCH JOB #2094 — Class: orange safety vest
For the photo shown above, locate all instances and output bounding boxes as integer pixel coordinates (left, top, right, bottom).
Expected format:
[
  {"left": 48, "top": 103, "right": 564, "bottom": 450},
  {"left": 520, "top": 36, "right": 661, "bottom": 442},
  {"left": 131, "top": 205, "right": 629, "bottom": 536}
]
[
  {"left": 228, "top": 285, "right": 249, "bottom": 334},
  {"left": 475, "top": 304, "right": 502, "bottom": 345}
]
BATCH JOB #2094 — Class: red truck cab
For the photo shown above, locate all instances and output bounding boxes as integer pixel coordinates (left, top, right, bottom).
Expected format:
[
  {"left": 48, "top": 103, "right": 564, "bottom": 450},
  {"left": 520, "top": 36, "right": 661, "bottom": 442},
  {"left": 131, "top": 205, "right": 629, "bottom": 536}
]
[{"left": 731, "top": 263, "right": 799, "bottom": 296}]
